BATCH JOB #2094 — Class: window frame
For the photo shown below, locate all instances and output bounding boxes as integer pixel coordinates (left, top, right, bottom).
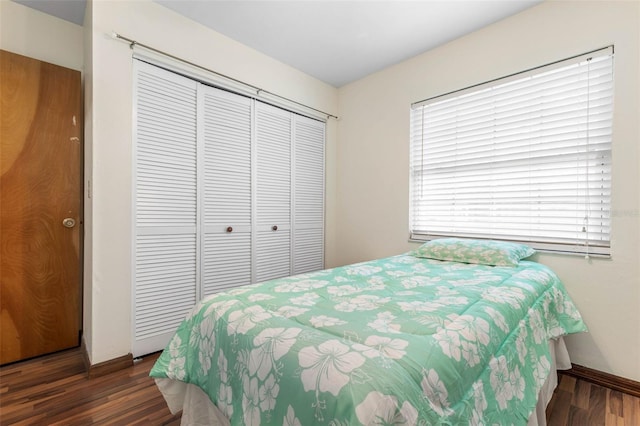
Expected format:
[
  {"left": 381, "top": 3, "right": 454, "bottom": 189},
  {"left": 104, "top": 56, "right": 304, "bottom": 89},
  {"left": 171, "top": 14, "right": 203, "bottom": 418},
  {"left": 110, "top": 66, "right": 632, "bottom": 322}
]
[{"left": 409, "top": 46, "right": 614, "bottom": 257}]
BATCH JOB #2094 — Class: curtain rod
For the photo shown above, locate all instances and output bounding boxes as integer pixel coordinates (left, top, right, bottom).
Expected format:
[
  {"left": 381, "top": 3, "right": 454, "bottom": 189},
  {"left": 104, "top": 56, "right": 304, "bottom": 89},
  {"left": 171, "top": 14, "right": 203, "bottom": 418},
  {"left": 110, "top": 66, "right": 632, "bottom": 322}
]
[
  {"left": 110, "top": 32, "right": 339, "bottom": 120},
  {"left": 411, "top": 45, "right": 614, "bottom": 109}
]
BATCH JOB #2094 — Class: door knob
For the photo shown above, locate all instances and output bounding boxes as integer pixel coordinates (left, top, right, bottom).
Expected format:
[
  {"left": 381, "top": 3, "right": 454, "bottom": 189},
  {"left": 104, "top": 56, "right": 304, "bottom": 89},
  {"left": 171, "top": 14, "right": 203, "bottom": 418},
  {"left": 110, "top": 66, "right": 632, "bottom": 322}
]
[{"left": 62, "top": 218, "right": 76, "bottom": 228}]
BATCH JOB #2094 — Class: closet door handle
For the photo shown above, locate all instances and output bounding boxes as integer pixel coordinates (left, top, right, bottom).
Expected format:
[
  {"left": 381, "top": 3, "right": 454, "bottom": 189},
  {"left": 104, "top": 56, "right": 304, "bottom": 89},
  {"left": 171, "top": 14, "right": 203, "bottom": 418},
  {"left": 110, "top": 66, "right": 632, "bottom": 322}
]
[
  {"left": 272, "top": 225, "right": 278, "bottom": 231},
  {"left": 226, "top": 226, "right": 233, "bottom": 233}
]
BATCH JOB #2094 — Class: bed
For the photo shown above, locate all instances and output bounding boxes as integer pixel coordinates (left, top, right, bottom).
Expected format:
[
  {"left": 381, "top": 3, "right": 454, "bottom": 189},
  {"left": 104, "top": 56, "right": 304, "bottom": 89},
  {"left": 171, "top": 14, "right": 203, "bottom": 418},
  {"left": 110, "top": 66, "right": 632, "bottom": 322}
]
[{"left": 150, "top": 239, "right": 587, "bottom": 425}]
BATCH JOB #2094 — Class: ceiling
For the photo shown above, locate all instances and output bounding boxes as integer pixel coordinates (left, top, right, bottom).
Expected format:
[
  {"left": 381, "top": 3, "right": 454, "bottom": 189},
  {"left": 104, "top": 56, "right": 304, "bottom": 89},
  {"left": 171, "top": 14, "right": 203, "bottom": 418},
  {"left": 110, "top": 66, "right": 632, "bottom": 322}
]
[
  {"left": 14, "top": 0, "right": 542, "bottom": 88},
  {"left": 13, "top": 0, "right": 86, "bottom": 26}
]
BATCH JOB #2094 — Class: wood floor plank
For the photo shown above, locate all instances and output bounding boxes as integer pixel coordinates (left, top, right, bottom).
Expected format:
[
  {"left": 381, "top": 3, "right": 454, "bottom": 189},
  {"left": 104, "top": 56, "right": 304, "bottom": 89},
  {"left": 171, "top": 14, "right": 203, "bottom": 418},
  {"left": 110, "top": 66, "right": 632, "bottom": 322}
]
[
  {"left": 589, "top": 384, "right": 607, "bottom": 425},
  {"left": 604, "top": 412, "right": 625, "bottom": 426},
  {"left": 623, "top": 392, "right": 640, "bottom": 426},
  {"left": 572, "top": 378, "right": 591, "bottom": 409},
  {"left": 559, "top": 375, "right": 577, "bottom": 392},
  {"left": 608, "top": 389, "right": 624, "bottom": 417},
  {"left": 567, "top": 405, "right": 589, "bottom": 426},
  {"left": 548, "top": 389, "right": 572, "bottom": 426}
]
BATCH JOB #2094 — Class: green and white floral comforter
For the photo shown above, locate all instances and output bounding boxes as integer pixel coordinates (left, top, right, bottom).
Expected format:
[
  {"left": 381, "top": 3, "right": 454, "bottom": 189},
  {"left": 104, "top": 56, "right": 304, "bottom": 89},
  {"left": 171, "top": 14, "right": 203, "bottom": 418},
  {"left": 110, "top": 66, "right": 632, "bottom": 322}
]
[{"left": 150, "top": 254, "right": 586, "bottom": 425}]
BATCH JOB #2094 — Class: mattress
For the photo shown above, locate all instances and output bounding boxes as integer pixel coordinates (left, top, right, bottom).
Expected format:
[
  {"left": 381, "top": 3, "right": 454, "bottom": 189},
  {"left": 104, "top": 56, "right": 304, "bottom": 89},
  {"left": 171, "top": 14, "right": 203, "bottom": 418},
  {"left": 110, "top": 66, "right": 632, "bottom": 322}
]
[
  {"left": 156, "top": 338, "right": 571, "bottom": 426},
  {"left": 151, "top": 253, "right": 586, "bottom": 425}
]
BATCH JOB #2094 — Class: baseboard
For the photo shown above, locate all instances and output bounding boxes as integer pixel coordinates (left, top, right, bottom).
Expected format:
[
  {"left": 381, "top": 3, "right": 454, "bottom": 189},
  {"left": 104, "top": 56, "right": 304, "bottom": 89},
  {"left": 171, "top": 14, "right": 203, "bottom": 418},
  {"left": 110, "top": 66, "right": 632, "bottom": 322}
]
[
  {"left": 80, "top": 337, "right": 134, "bottom": 379},
  {"left": 561, "top": 363, "right": 640, "bottom": 398},
  {"left": 87, "top": 354, "right": 134, "bottom": 378},
  {"left": 80, "top": 337, "right": 90, "bottom": 374}
]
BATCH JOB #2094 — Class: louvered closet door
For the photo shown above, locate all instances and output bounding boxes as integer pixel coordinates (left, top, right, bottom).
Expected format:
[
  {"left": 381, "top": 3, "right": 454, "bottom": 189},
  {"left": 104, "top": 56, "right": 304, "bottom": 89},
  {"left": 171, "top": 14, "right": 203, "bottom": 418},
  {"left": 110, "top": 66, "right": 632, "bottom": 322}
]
[
  {"left": 293, "top": 116, "right": 325, "bottom": 274},
  {"left": 133, "top": 61, "right": 198, "bottom": 357},
  {"left": 255, "top": 103, "right": 291, "bottom": 282},
  {"left": 201, "top": 86, "right": 252, "bottom": 296}
]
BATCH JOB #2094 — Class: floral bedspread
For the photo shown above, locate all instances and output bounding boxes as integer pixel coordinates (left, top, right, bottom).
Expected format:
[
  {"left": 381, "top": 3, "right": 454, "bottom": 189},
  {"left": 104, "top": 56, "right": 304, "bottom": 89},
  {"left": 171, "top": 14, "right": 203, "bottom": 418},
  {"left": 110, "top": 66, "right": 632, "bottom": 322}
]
[{"left": 150, "top": 254, "right": 586, "bottom": 425}]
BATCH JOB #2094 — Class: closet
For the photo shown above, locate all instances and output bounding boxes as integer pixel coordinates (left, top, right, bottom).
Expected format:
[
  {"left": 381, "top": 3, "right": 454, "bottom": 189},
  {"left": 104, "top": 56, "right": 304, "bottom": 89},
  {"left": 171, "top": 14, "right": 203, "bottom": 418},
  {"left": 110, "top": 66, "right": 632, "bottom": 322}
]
[{"left": 133, "top": 61, "right": 325, "bottom": 356}]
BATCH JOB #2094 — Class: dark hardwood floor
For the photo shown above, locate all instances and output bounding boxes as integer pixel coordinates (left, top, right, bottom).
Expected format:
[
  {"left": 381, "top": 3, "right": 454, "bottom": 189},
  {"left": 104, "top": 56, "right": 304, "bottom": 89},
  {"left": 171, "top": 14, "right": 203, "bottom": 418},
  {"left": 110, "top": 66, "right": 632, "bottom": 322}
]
[
  {"left": 547, "top": 373, "right": 640, "bottom": 426},
  {"left": 1, "top": 347, "right": 639, "bottom": 425},
  {"left": 0, "top": 348, "right": 180, "bottom": 425}
]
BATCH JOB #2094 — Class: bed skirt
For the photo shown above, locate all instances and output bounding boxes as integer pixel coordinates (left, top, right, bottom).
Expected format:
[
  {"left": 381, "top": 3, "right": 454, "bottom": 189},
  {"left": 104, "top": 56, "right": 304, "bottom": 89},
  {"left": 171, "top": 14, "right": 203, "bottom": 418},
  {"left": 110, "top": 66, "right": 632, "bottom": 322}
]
[{"left": 155, "top": 337, "right": 571, "bottom": 426}]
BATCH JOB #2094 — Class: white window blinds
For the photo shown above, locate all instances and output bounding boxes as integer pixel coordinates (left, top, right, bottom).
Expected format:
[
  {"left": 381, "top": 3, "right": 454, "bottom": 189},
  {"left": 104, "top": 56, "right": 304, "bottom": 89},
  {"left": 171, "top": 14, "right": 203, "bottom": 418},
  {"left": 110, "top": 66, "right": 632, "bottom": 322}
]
[{"left": 410, "top": 47, "right": 613, "bottom": 255}]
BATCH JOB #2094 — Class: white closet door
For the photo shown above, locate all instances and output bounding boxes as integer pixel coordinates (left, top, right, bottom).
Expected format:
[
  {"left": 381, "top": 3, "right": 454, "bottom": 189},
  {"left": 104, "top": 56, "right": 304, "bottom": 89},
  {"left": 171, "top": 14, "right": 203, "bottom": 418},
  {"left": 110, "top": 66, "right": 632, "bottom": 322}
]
[
  {"left": 255, "top": 102, "right": 291, "bottom": 283},
  {"left": 292, "top": 116, "right": 325, "bottom": 275},
  {"left": 133, "top": 61, "right": 198, "bottom": 357},
  {"left": 201, "top": 86, "right": 253, "bottom": 296}
]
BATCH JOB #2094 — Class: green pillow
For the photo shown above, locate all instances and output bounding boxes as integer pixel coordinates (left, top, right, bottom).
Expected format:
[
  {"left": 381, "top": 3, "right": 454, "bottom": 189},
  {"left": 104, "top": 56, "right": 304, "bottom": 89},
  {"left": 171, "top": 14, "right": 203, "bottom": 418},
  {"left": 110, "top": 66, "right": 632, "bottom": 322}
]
[{"left": 411, "top": 238, "right": 535, "bottom": 267}]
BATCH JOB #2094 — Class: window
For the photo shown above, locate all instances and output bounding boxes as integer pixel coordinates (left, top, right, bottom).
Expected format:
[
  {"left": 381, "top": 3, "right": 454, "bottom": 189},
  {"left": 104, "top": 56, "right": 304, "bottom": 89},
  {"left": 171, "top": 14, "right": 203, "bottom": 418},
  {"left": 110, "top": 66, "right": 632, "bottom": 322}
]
[{"left": 409, "top": 47, "right": 613, "bottom": 256}]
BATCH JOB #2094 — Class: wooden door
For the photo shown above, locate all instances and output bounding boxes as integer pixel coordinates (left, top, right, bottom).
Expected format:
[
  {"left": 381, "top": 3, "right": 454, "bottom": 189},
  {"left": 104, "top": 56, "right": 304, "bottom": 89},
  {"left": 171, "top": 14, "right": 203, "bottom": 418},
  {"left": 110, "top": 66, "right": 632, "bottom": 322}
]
[{"left": 1, "top": 50, "right": 82, "bottom": 364}]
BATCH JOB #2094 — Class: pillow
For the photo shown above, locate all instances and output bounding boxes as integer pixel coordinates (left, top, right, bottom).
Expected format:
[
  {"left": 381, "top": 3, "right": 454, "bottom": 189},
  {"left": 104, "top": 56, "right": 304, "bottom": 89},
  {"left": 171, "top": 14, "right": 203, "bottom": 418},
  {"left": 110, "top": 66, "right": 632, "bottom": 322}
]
[{"left": 411, "top": 238, "right": 535, "bottom": 266}]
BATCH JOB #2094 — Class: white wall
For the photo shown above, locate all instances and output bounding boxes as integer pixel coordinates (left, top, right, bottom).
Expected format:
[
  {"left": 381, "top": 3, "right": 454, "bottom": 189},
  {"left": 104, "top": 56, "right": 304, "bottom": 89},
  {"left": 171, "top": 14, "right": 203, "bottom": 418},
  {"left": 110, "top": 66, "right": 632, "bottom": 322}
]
[
  {"left": 85, "top": 0, "right": 338, "bottom": 364},
  {"left": 82, "top": 0, "right": 94, "bottom": 359},
  {"left": 0, "top": 0, "right": 83, "bottom": 70},
  {"left": 335, "top": 1, "right": 640, "bottom": 381}
]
